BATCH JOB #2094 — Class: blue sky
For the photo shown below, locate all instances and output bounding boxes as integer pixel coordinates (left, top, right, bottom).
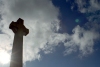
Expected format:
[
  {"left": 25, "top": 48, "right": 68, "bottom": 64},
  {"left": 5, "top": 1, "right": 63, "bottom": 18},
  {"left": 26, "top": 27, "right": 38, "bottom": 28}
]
[{"left": 0, "top": 0, "right": 100, "bottom": 67}]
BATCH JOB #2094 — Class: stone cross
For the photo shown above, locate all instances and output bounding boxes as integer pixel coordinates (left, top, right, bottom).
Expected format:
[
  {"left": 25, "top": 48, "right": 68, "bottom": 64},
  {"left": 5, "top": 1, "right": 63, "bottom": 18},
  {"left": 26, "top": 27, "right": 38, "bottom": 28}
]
[{"left": 9, "top": 18, "right": 29, "bottom": 67}]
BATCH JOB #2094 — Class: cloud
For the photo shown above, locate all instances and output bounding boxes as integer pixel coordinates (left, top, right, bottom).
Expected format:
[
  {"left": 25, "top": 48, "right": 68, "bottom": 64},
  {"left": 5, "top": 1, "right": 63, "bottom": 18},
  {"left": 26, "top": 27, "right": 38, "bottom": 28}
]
[
  {"left": 0, "top": 0, "right": 100, "bottom": 66},
  {"left": 74, "top": 0, "right": 100, "bottom": 32},
  {"left": 66, "top": 0, "right": 100, "bottom": 56},
  {"left": 74, "top": 0, "right": 100, "bottom": 34},
  {"left": 64, "top": 25, "right": 99, "bottom": 56},
  {"left": 0, "top": 0, "right": 66, "bottom": 63},
  {"left": 0, "top": 34, "right": 12, "bottom": 52},
  {"left": 75, "top": 0, "right": 100, "bottom": 13}
]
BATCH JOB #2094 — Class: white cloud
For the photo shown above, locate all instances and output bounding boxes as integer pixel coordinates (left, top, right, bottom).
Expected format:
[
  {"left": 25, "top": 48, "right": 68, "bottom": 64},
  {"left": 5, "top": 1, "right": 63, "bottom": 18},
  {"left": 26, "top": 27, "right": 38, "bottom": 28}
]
[
  {"left": 75, "top": 0, "right": 100, "bottom": 13},
  {"left": 0, "top": 0, "right": 100, "bottom": 66},
  {"left": 0, "top": 34, "right": 12, "bottom": 52},
  {"left": 64, "top": 25, "right": 99, "bottom": 56},
  {"left": 0, "top": 0, "right": 65, "bottom": 63},
  {"left": 74, "top": 0, "right": 100, "bottom": 32}
]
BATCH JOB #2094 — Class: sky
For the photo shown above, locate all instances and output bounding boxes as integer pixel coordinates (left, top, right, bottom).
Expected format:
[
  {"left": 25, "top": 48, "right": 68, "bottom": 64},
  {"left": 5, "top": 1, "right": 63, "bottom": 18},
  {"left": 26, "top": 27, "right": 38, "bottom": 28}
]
[{"left": 0, "top": 0, "right": 100, "bottom": 67}]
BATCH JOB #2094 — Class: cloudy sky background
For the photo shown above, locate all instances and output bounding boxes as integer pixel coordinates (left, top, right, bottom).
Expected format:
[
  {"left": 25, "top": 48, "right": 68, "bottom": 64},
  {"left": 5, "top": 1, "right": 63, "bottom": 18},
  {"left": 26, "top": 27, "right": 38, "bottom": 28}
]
[{"left": 0, "top": 0, "right": 100, "bottom": 67}]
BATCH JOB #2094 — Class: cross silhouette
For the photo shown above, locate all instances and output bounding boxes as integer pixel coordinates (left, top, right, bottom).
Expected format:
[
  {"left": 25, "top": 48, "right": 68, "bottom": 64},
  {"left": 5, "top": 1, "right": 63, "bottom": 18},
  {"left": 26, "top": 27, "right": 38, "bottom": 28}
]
[{"left": 9, "top": 18, "right": 29, "bottom": 67}]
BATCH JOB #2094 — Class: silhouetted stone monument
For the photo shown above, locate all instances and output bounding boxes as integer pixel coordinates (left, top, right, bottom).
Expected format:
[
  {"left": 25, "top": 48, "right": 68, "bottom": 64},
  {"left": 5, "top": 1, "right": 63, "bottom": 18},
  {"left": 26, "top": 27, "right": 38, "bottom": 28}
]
[{"left": 9, "top": 18, "right": 29, "bottom": 67}]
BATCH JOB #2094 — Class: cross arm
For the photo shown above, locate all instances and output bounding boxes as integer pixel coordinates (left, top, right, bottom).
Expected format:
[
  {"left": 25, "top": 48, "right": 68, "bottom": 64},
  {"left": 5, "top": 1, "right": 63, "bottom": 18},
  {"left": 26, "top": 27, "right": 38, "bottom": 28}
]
[{"left": 9, "top": 18, "right": 29, "bottom": 36}]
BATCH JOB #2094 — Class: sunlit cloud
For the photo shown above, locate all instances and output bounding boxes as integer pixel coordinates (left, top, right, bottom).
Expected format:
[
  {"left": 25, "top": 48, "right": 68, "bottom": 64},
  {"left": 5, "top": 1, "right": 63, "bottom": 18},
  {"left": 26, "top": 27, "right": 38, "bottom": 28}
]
[{"left": 0, "top": 50, "right": 10, "bottom": 64}]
